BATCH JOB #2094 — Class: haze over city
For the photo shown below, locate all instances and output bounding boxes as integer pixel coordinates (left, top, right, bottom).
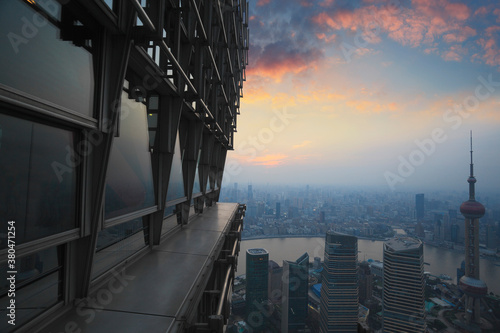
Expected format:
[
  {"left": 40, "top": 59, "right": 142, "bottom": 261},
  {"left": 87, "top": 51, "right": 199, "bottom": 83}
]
[{"left": 225, "top": 0, "right": 500, "bottom": 193}]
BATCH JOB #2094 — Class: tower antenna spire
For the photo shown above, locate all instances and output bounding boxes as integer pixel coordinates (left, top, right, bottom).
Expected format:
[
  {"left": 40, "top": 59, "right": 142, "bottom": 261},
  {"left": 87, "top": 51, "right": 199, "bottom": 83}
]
[
  {"left": 467, "top": 131, "right": 476, "bottom": 200},
  {"left": 470, "top": 131, "right": 473, "bottom": 177}
]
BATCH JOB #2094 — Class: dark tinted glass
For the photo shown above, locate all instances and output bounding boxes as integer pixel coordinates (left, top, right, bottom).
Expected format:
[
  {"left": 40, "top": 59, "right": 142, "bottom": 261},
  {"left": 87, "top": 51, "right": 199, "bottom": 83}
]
[
  {"left": 165, "top": 131, "right": 185, "bottom": 203},
  {"left": 0, "top": 246, "right": 63, "bottom": 332},
  {"left": 92, "top": 217, "right": 148, "bottom": 278},
  {"left": 0, "top": 0, "right": 95, "bottom": 117},
  {"left": 105, "top": 92, "right": 155, "bottom": 219},
  {"left": 0, "top": 113, "right": 77, "bottom": 248}
]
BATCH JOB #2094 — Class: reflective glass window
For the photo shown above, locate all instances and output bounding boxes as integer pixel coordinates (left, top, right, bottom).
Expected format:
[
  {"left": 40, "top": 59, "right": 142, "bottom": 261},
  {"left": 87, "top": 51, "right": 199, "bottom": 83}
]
[
  {"left": 0, "top": 0, "right": 95, "bottom": 117},
  {"left": 0, "top": 246, "right": 63, "bottom": 332},
  {"left": 104, "top": 92, "right": 156, "bottom": 220},
  {"left": 193, "top": 148, "right": 201, "bottom": 194},
  {"left": 92, "top": 218, "right": 148, "bottom": 279},
  {"left": 0, "top": 113, "right": 77, "bottom": 248},
  {"left": 165, "top": 131, "right": 185, "bottom": 203}
]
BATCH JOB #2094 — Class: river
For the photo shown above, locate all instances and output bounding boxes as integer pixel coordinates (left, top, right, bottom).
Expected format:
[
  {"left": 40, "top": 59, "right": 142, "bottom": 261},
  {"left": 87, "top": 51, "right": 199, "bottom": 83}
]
[{"left": 237, "top": 237, "right": 500, "bottom": 295}]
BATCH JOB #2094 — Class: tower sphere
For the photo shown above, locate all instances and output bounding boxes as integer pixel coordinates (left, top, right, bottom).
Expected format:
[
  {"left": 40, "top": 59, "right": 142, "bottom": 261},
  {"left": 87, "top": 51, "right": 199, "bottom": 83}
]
[{"left": 460, "top": 200, "right": 485, "bottom": 219}]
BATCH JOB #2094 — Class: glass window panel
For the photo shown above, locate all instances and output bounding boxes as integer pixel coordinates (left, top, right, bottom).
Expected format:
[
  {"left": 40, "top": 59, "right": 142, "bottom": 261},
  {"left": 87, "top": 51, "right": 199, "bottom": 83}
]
[
  {"left": 0, "top": 113, "right": 77, "bottom": 248},
  {"left": 92, "top": 218, "right": 148, "bottom": 279},
  {"left": 193, "top": 149, "right": 201, "bottom": 194},
  {"left": 0, "top": 0, "right": 95, "bottom": 117},
  {"left": 163, "top": 204, "right": 176, "bottom": 218},
  {"left": 165, "top": 131, "right": 185, "bottom": 203},
  {"left": 103, "top": 0, "right": 114, "bottom": 11},
  {"left": 161, "top": 211, "right": 178, "bottom": 236},
  {"left": 105, "top": 92, "right": 156, "bottom": 219},
  {"left": 0, "top": 246, "right": 62, "bottom": 332}
]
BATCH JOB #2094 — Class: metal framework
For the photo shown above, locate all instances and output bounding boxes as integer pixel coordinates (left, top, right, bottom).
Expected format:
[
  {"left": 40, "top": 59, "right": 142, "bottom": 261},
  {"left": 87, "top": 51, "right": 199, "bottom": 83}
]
[{"left": 0, "top": 0, "right": 248, "bottom": 332}]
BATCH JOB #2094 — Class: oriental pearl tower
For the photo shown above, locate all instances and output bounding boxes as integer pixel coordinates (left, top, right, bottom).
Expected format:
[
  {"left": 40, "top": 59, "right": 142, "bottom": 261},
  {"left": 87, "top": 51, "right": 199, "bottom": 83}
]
[{"left": 459, "top": 133, "right": 487, "bottom": 325}]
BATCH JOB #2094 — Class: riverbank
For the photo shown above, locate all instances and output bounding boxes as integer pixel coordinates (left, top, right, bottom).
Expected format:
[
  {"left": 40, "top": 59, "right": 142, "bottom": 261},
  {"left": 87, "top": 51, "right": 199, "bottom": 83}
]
[
  {"left": 238, "top": 237, "right": 500, "bottom": 295},
  {"left": 242, "top": 234, "right": 389, "bottom": 241}
]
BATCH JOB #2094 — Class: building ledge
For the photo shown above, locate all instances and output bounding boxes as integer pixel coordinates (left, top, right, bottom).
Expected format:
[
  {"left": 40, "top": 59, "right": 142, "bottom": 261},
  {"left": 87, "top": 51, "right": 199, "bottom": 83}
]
[{"left": 38, "top": 203, "right": 243, "bottom": 333}]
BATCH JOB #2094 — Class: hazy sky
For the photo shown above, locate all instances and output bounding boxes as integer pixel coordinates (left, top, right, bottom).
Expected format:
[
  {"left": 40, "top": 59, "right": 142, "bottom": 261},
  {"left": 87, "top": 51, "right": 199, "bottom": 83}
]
[{"left": 225, "top": 0, "right": 500, "bottom": 194}]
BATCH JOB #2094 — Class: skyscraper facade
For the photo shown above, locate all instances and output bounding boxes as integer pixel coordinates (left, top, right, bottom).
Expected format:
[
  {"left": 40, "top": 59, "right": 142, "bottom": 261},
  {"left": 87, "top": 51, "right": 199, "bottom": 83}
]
[
  {"left": 320, "top": 232, "right": 358, "bottom": 333},
  {"left": 0, "top": 1, "right": 249, "bottom": 332},
  {"left": 358, "top": 261, "right": 373, "bottom": 305},
  {"left": 458, "top": 136, "right": 487, "bottom": 325},
  {"left": 383, "top": 237, "right": 426, "bottom": 333},
  {"left": 282, "top": 253, "right": 309, "bottom": 333},
  {"left": 416, "top": 193, "right": 425, "bottom": 221},
  {"left": 268, "top": 260, "right": 283, "bottom": 304},
  {"left": 246, "top": 248, "right": 269, "bottom": 330}
]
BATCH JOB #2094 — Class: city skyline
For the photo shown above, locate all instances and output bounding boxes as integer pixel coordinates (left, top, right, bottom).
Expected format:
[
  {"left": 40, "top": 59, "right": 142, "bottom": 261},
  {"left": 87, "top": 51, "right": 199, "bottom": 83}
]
[{"left": 225, "top": 0, "right": 500, "bottom": 193}]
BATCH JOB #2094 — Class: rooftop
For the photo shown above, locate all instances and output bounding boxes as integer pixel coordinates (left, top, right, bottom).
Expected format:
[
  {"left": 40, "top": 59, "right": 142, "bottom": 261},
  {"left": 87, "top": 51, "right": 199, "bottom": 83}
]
[
  {"left": 247, "top": 248, "right": 268, "bottom": 255},
  {"left": 385, "top": 237, "right": 422, "bottom": 252}
]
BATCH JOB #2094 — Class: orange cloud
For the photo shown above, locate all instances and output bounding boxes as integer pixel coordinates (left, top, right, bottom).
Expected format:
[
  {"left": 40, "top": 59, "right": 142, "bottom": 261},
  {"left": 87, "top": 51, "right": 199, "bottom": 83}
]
[
  {"left": 474, "top": 6, "right": 488, "bottom": 17},
  {"left": 247, "top": 48, "right": 322, "bottom": 82},
  {"left": 251, "top": 154, "right": 288, "bottom": 166},
  {"left": 442, "top": 26, "right": 476, "bottom": 43},
  {"left": 441, "top": 44, "right": 466, "bottom": 62},
  {"left": 316, "top": 32, "right": 337, "bottom": 43},
  {"left": 495, "top": 8, "right": 500, "bottom": 23},
  {"left": 243, "top": 85, "right": 272, "bottom": 104},
  {"left": 312, "top": 0, "right": 474, "bottom": 49},
  {"left": 476, "top": 26, "right": 500, "bottom": 66},
  {"left": 292, "top": 140, "right": 312, "bottom": 149}
]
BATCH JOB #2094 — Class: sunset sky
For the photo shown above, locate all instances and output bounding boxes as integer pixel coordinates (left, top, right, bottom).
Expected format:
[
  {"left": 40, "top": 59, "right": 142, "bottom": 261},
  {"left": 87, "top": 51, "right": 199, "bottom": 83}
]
[{"left": 226, "top": 0, "right": 500, "bottom": 193}]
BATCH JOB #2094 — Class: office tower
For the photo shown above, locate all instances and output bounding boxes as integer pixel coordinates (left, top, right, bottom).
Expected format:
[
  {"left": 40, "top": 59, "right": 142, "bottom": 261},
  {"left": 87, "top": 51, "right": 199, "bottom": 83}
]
[
  {"left": 268, "top": 260, "right": 283, "bottom": 304},
  {"left": 416, "top": 193, "right": 424, "bottom": 220},
  {"left": 248, "top": 184, "right": 254, "bottom": 201},
  {"left": 451, "top": 224, "right": 459, "bottom": 243},
  {"left": 282, "top": 253, "right": 309, "bottom": 333},
  {"left": 320, "top": 211, "right": 326, "bottom": 224},
  {"left": 0, "top": 1, "right": 249, "bottom": 332},
  {"left": 459, "top": 135, "right": 487, "bottom": 325},
  {"left": 358, "top": 261, "right": 373, "bottom": 305},
  {"left": 257, "top": 201, "right": 265, "bottom": 218},
  {"left": 246, "top": 248, "right": 269, "bottom": 330},
  {"left": 320, "top": 232, "right": 358, "bottom": 333},
  {"left": 276, "top": 202, "right": 281, "bottom": 219},
  {"left": 233, "top": 183, "right": 239, "bottom": 202},
  {"left": 383, "top": 237, "right": 426, "bottom": 333},
  {"left": 313, "top": 257, "right": 321, "bottom": 269}
]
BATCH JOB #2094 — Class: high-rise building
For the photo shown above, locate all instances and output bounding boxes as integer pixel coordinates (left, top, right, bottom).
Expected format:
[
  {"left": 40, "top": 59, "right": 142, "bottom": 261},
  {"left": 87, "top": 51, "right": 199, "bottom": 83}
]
[
  {"left": 248, "top": 184, "right": 254, "bottom": 201},
  {"left": 451, "top": 224, "right": 460, "bottom": 243},
  {"left": 0, "top": 1, "right": 249, "bottom": 332},
  {"left": 320, "top": 232, "right": 358, "bottom": 333},
  {"left": 268, "top": 260, "right": 283, "bottom": 304},
  {"left": 383, "top": 237, "right": 426, "bottom": 333},
  {"left": 246, "top": 248, "right": 269, "bottom": 330},
  {"left": 282, "top": 253, "right": 309, "bottom": 333},
  {"left": 276, "top": 202, "right": 281, "bottom": 219},
  {"left": 416, "top": 193, "right": 425, "bottom": 221},
  {"left": 358, "top": 261, "right": 373, "bottom": 305},
  {"left": 458, "top": 135, "right": 487, "bottom": 325}
]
